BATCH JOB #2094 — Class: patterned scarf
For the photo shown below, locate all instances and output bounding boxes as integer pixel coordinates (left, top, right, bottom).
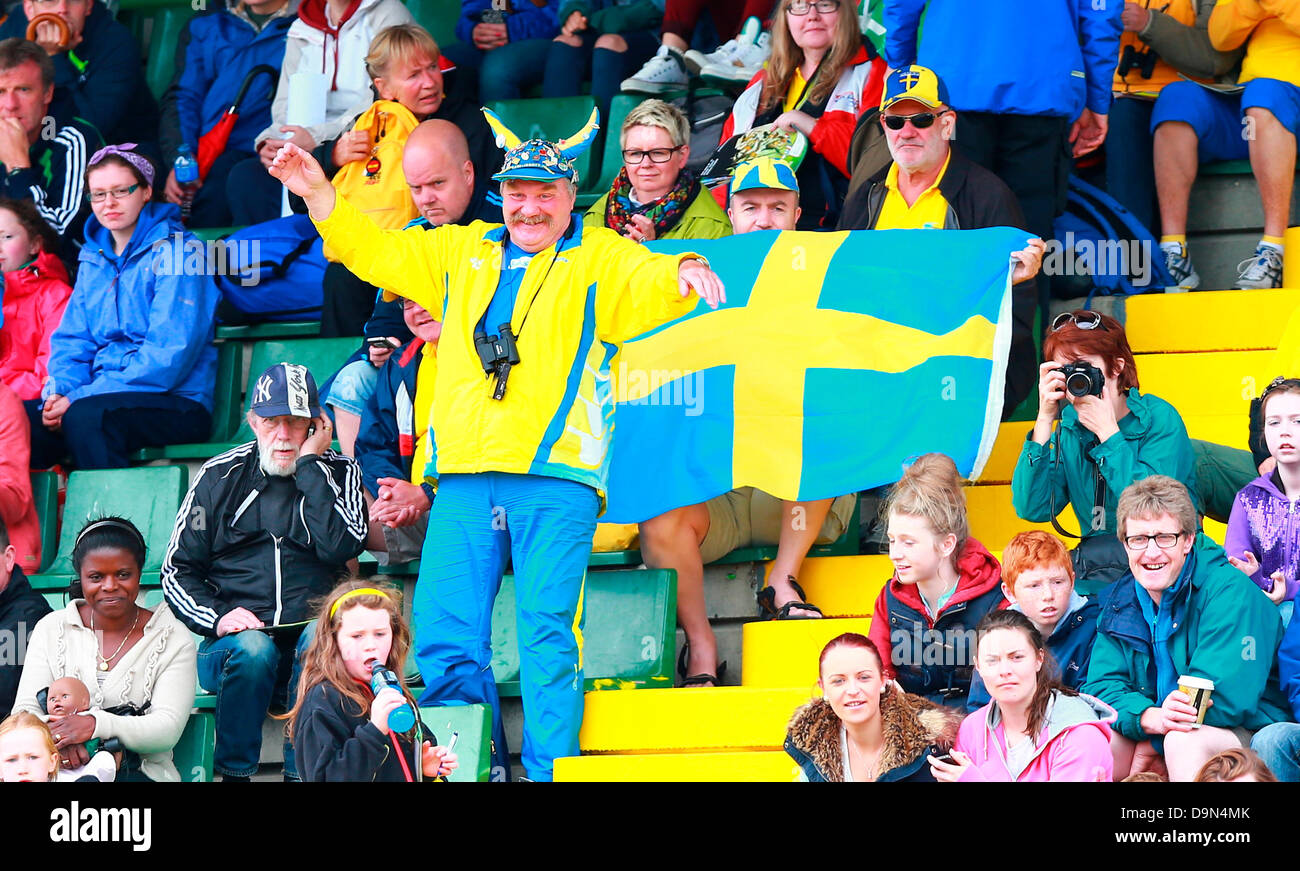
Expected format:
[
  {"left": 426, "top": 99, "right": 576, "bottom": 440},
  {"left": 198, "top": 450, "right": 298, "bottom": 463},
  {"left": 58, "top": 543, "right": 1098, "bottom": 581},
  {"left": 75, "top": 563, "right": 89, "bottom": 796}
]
[{"left": 605, "top": 167, "right": 699, "bottom": 240}]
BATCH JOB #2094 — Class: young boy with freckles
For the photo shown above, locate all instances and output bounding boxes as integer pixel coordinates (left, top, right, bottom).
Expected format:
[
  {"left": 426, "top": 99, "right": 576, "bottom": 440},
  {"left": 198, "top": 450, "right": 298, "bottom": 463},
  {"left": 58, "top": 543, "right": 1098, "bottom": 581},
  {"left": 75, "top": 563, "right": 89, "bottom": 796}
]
[{"left": 966, "top": 531, "right": 1099, "bottom": 711}]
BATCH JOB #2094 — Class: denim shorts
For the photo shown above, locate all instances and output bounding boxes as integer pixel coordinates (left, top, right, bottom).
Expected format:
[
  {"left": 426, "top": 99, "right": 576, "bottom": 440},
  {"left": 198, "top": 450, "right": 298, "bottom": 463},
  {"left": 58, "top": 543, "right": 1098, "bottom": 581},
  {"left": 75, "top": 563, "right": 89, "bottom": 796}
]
[
  {"left": 323, "top": 359, "right": 380, "bottom": 416},
  {"left": 1152, "top": 78, "right": 1300, "bottom": 163}
]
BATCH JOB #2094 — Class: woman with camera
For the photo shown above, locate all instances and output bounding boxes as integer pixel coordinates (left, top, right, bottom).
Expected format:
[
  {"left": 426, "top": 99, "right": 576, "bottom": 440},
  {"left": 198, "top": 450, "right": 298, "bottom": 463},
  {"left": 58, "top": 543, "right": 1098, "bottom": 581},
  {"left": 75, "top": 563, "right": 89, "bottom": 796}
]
[{"left": 1011, "top": 310, "right": 1197, "bottom": 595}]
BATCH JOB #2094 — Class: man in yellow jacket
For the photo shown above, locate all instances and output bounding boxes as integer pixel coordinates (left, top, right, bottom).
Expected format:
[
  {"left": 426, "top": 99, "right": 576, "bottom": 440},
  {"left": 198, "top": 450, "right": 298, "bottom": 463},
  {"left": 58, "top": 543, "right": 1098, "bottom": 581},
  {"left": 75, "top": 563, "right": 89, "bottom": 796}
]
[{"left": 270, "top": 109, "right": 725, "bottom": 781}]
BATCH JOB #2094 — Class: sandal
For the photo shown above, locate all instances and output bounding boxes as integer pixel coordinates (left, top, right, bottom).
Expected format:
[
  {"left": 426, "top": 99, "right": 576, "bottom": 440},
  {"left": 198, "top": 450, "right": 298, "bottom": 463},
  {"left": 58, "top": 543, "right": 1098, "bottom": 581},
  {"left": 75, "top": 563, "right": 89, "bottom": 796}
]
[
  {"left": 677, "top": 641, "right": 726, "bottom": 688},
  {"left": 756, "top": 576, "right": 823, "bottom": 620}
]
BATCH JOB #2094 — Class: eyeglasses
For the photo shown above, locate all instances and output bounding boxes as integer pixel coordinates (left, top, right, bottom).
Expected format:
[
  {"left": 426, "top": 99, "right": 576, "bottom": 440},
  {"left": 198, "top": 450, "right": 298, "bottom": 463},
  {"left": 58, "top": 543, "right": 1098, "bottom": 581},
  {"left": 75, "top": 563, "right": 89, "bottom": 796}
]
[
  {"left": 87, "top": 184, "right": 140, "bottom": 204},
  {"left": 881, "top": 109, "right": 949, "bottom": 131},
  {"left": 1123, "top": 532, "right": 1183, "bottom": 552},
  {"left": 786, "top": 0, "right": 839, "bottom": 14},
  {"left": 1051, "top": 311, "right": 1109, "bottom": 332},
  {"left": 622, "top": 146, "right": 683, "bottom": 165}
]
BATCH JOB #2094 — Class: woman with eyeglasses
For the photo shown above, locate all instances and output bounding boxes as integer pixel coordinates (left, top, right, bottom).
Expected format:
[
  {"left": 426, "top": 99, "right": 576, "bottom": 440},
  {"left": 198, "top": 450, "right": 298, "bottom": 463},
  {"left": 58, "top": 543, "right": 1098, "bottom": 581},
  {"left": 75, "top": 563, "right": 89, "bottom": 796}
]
[
  {"left": 1011, "top": 309, "right": 1197, "bottom": 596},
  {"left": 585, "top": 99, "right": 732, "bottom": 242},
  {"left": 717, "top": 0, "right": 886, "bottom": 230},
  {"left": 26, "top": 144, "right": 220, "bottom": 469}
]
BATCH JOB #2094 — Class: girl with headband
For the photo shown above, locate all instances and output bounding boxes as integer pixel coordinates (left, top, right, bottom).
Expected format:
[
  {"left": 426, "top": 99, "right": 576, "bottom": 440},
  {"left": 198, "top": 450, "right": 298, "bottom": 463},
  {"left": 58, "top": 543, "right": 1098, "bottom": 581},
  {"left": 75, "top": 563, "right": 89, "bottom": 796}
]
[
  {"left": 28, "top": 143, "right": 222, "bottom": 470},
  {"left": 287, "top": 580, "right": 458, "bottom": 782},
  {"left": 13, "top": 516, "right": 198, "bottom": 781}
]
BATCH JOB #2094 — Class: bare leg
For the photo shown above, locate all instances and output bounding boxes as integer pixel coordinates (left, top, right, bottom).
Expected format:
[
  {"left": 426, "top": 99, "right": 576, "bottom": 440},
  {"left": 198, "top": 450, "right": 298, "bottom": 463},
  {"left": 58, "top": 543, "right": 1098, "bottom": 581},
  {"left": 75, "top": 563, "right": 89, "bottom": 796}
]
[
  {"left": 1246, "top": 107, "right": 1298, "bottom": 239},
  {"left": 1164, "top": 725, "right": 1243, "bottom": 782},
  {"left": 331, "top": 406, "right": 361, "bottom": 457},
  {"left": 362, "top": 490, "right": 388, "bottom": 551},
  {"left": 1153, "top": 121, "right": 1200, "bottom": 237},
  {"left": 640, "top": 503, "right": 717, "bottom": 681},
  {"left": 662, "top": 33, "right": 689, "bottom": 52},
  {"left": 763, "top": 498, "right": 833, "bottom": 618}
]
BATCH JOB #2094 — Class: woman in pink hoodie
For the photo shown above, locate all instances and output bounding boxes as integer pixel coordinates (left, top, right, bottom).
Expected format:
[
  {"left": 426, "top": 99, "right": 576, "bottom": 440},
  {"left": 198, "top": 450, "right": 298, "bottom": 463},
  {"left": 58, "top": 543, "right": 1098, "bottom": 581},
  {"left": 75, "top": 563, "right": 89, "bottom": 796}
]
[{"left": 929, "top": 609, "right": 1115, "bottom": 782}]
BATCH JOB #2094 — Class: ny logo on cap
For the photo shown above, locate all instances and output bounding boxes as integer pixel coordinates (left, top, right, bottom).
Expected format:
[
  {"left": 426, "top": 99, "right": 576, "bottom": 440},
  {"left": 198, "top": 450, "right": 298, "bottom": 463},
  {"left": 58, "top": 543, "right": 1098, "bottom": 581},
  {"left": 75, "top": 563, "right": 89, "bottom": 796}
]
[{"left": 253, "top": 375, "right": 273, "bottom": 405}]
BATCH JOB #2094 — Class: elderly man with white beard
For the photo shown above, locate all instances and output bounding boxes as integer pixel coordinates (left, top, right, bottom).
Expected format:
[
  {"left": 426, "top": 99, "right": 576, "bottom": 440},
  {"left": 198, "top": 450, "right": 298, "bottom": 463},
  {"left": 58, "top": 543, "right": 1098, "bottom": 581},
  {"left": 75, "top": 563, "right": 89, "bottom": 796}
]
[{"left": 162, "top": 362, "right": 366, "bottom": 781}]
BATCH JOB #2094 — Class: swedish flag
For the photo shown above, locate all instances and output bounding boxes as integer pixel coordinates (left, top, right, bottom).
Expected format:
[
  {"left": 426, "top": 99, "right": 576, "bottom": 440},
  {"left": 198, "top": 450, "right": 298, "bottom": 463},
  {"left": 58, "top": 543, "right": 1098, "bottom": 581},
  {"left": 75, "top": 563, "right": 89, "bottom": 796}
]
[{"left": 602, "top": 227, "right": 1024, "bottom": 523}]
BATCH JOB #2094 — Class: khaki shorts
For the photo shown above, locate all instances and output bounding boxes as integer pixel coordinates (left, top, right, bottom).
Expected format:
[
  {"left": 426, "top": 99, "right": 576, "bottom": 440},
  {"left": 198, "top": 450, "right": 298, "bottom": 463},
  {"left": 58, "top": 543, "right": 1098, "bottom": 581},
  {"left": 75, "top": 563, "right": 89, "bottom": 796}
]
[{"left": 698, "top": 488, "right": 856, "bottom": 565}]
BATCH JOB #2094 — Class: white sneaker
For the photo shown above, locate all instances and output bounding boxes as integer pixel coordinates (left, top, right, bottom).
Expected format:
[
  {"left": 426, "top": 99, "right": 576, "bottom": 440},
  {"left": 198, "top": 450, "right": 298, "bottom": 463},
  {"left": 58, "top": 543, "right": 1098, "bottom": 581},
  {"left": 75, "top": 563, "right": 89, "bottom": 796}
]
[
  {"left": 684, "top": 15, "right": 762, "bottom": 74},
  {"left": 1234, "top": 243, "right": 1285, "bottom": 290},
  {"left": 701, "top": 31, "right": 770, "bottom": 84},
  {"left": 621, "top": 45, "right": 689, "bottom": 94}
]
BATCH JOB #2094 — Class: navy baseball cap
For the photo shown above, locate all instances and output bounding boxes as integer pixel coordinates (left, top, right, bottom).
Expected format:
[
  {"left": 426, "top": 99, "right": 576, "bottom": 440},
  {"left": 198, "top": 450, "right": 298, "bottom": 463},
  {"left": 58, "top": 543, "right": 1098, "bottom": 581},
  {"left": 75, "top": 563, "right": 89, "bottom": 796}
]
[{"left": 250, "top": 363, "right": 320, "bottom": 418}]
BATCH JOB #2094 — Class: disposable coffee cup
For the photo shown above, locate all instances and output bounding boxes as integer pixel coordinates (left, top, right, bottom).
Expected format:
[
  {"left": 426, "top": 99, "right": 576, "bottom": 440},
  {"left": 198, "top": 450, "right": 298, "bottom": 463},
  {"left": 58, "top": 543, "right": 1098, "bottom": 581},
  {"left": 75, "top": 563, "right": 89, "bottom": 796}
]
[{"left": 1178, "top": 675, "right": 1214, "bottom": 728}]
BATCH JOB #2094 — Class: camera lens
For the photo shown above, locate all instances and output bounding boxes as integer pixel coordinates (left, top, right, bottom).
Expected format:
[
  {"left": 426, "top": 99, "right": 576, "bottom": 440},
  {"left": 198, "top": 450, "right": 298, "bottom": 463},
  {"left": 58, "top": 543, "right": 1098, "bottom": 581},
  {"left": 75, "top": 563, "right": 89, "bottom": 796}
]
[{"left": 1065, "top": 372, "right": 1093, "bottom": 397}]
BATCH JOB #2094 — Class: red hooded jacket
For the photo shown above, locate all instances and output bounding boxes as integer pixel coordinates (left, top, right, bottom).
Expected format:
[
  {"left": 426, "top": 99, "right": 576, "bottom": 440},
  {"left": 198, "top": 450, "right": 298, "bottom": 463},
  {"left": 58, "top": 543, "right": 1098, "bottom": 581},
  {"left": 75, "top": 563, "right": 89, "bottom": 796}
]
[
  {"left": 868, "top": 538, "right": 1006, "bottom": 683},
  {"left": 0, "top": 250, "right": 73, "bottom": 401}
]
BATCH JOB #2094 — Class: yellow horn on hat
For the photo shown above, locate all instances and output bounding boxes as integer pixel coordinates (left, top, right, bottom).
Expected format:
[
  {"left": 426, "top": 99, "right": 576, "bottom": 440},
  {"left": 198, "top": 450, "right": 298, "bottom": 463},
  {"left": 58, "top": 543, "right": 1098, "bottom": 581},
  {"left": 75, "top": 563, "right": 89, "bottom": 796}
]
[
  {"left": 556, "top": 107, "right": 601, "bottom": 161},
  {"left": 481, "top": 107, "right": 522, "bottom": 151}
]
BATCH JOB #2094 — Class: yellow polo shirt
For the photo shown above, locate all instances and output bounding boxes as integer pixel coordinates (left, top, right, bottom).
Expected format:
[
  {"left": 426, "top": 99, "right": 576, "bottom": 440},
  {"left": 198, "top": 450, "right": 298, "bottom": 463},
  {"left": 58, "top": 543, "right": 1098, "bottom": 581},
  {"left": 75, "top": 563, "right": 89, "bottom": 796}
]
[{"left": 874, "top": 150, "right": 953, "bottom": 230}]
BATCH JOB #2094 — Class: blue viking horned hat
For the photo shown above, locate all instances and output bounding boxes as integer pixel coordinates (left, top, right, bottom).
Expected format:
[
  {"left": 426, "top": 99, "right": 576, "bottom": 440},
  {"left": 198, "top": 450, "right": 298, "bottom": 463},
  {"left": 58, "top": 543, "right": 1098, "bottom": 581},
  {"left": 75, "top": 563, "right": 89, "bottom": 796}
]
[{"left": 482, "top": 106, "right": 600, "bottom": 185}]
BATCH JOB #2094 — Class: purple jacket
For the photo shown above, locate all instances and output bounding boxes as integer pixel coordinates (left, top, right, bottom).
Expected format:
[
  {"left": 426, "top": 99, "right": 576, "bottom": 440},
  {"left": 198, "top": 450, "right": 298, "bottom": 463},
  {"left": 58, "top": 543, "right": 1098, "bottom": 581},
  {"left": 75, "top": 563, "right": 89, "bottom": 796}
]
[{"left": 1225, "top": 473, "right": 1300, "bottom": 602}]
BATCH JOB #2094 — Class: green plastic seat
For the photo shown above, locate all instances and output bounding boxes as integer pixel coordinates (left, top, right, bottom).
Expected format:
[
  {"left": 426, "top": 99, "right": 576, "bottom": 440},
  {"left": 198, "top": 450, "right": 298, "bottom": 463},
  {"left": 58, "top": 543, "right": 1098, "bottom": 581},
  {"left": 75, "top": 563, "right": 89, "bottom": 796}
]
[
  {"left": 215, "top": 322, "right": 321, "bottom": 341},
  {"left": 173, "top": 712, "right": 216, "bottom": 782},
  {"left": 404, "top": 0, "right": 462, "bottom": 50},
  {"left": 132, "top": 340, "right": 244, "bottom": 460},
  {"left": 485, "top": 96, "right": 603, "bottom": 196},
  {"left": 591, "top": 94, "right": 643, "bottom": 201},
  {"left": 417, "top": 703, "right": 492, "bottom": 782},
  {"left": 30, "top": 471, "right": 59, "bottom": 574},
  {"left": 491, "top": 567, "right": 677, "bottom": 696},
  {"left": 27, "top": 465, "right": 188, "bottom": 590}
]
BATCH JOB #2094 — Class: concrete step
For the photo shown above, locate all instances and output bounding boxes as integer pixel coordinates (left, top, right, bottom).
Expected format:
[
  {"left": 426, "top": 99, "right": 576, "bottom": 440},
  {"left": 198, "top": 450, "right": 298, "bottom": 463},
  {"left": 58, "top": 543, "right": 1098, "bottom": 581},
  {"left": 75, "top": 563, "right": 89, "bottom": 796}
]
[
  {"left": 1137, "top": 349, "right": 1274, "bottom": 419},
  {"left": 555, "top": 750, "right": 795, "bottom": 782},
  {"left": 578, "top": 686, "right": 813, "bottom": 753},
  {"left": 741, "top": 617, "right": 874, "bottom": 688},
  {"left": 763, "top": 554, "right": 892, "bottom": 617},
  {"left": 1125, "top": 289, "right": 1300, "bottom": 353}
]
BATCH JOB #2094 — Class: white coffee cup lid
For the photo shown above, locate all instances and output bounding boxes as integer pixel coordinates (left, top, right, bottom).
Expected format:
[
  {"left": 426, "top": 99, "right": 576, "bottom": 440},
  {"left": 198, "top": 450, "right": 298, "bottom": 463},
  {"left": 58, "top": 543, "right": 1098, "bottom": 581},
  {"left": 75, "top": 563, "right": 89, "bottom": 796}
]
[{"left": 1178, "top": 675, "right": 1215, "bottom": 690}]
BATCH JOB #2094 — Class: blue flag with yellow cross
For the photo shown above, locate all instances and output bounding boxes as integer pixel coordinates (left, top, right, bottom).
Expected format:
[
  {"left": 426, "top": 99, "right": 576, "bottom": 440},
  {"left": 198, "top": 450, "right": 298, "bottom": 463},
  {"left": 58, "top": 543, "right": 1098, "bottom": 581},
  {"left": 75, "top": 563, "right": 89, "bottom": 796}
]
[{"left": 602, "top": 226, "right": 1023, "bottom": 523}]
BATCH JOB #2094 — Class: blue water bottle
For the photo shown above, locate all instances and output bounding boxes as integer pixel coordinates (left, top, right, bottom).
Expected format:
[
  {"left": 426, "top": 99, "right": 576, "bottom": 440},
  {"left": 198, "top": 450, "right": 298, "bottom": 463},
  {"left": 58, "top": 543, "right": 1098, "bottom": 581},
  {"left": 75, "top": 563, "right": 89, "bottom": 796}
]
[
  {"left": 369, "top": 661, "right": 415, "bottom": 732},
  {"left": 174, "top": 145, "right": 199, "bottom": 223}
]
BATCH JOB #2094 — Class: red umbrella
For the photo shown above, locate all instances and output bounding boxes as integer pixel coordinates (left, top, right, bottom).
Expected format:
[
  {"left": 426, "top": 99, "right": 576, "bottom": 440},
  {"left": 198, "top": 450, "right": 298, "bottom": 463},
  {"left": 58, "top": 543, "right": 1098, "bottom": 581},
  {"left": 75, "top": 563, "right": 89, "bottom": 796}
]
[{"left": 197, "top": 64, "right": 279, "bottom": 181}]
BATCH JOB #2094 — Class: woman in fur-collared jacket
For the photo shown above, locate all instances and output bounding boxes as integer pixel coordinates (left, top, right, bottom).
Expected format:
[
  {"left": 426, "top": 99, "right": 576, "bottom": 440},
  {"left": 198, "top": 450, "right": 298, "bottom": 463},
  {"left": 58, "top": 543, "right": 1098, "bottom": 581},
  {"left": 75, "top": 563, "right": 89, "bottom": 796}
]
[{"left": 785, "top": 632, "right": 962, "bottom": 782}]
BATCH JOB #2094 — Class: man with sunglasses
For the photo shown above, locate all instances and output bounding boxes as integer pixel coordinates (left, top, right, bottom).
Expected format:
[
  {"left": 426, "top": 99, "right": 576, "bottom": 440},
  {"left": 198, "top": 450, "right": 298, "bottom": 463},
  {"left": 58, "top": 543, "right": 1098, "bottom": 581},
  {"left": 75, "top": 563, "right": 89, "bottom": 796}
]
[
  {"left": 1083, "top": 475, "right": 1289, "bottom": 781},
  {"left": 839, "top": 65, "right": 1045, "bottom": 418}
]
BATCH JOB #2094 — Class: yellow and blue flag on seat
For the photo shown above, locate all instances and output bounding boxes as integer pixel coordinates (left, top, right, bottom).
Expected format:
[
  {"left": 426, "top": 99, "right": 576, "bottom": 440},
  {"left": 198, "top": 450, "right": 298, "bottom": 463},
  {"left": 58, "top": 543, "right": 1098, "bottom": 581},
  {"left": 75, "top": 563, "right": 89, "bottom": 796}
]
[{"left": 603, "top": 227, "right": 1023, "bottom": 523}]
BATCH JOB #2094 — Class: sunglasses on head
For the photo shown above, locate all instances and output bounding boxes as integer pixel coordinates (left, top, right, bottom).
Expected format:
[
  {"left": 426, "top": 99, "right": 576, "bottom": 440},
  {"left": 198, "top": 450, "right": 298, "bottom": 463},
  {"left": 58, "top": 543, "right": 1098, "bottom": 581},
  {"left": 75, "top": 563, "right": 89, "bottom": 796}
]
[
  {"left": 1051, "top": 311, "right": 1108, "bottom": 332},
  {"left": 881, "top": 109, "right": 948, "bottom": 131}
]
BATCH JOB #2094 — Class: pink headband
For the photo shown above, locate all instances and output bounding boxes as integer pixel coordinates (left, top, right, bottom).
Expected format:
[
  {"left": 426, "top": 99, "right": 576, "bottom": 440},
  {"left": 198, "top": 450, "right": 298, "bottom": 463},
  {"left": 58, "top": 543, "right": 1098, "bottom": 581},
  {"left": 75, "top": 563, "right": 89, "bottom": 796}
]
[{"left": 88, "top": 143, "right": 155, "bottom": 188}]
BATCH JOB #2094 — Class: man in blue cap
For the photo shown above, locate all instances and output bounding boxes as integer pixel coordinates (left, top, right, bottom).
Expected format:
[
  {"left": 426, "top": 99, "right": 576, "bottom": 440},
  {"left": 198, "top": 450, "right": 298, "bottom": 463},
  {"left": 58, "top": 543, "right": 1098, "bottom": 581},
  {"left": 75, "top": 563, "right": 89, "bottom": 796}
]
[
  {"left": 270, "top": 110, "right": 725, "bottom": 781},
  {"left": 163, "top": 362, "right": 366, "bottom": 781}
]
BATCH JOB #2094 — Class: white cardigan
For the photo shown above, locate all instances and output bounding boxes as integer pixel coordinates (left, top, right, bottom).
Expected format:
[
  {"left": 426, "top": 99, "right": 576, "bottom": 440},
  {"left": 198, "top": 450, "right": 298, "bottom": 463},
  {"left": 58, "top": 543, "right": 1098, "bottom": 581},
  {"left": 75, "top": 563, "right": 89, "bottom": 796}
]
[{"left": 14, "top": 601, "right": 198, "bottom": 783}]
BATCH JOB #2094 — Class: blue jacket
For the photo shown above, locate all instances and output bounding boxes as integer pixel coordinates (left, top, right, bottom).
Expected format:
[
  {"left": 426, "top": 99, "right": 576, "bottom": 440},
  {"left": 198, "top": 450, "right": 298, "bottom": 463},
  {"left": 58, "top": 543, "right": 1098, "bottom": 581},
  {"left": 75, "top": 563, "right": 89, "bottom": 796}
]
[
  {"left": 354, "top": 337, "right": 436, "bottom": 502},
  {"left": 454, "top": 0, "right": 560, "bottom": 45},
  {"left": 159, "top": 0, "right": 298, "bottom": 169},
  {"left": 883, "top": 0, "right": 1122, "bottom": 118},
  {"left": 0, "top": 1, "right": 158, "bottom": 148},
  {"left": 47, "top": 203, "right": 219, "bottom": 411},
  {"left": 966, "top": 591, "right": 1099, "bottom": 711},
  {"left": 1277, "top": 599, "right": 1300, "bottom": 720}
]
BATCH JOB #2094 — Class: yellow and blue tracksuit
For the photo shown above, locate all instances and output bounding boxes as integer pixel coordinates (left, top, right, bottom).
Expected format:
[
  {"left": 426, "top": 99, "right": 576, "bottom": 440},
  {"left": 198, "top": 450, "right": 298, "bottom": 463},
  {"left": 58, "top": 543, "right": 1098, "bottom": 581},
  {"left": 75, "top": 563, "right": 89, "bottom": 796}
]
[{"left": 314, "top": 193, "right": 699, "bottom": 779}]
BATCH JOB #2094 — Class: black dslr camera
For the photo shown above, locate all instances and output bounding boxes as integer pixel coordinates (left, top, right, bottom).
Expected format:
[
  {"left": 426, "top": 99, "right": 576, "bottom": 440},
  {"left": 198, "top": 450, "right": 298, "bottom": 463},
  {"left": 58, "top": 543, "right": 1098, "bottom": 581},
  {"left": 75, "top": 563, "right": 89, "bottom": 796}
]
[
  {"left": 1118, "top": 44, "right": 1157, "bottom": 79},
  {"left": 1056, "top": 361, "right": 1105, "bottom": 398},
  {"left": 475, "top": 324, "right": 521, "bottom": 400}
]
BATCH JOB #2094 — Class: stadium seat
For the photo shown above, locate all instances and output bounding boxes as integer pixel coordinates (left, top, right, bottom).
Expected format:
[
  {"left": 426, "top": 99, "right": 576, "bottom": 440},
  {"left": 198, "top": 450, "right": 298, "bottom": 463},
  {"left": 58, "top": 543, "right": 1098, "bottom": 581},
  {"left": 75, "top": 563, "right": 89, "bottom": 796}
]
[
  {"left": 215, "top": 322, "right": 322, "bottom": 341},
  {"left": 27, "top": 465, "right": 188, "bottom": 590},
  {"left": 591, "top": 94, "right": 643, "bottom": 200},
  {"left": 404, "top": 0, "right": 461, "bottom": 50},
  {"left": 485, "top": 97, "right": 602, "bottom": 202},
  {"left": 116, "top": 0, "right": 200, "bottom": 101},
  {"left": 173, "top": 712, "right": 216, "bottom": 782},
  {"left": 30, "top": 471, "right": 59, "bottom": 574},
  {"left": 491, "top": 568, "right": 677, "bottom": 696},
  {"left": 418, "top": 703, "right": 492, "bottom": 782},
  {"left": 132, "top": 340, "right": 244, "bottom": 460}
]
